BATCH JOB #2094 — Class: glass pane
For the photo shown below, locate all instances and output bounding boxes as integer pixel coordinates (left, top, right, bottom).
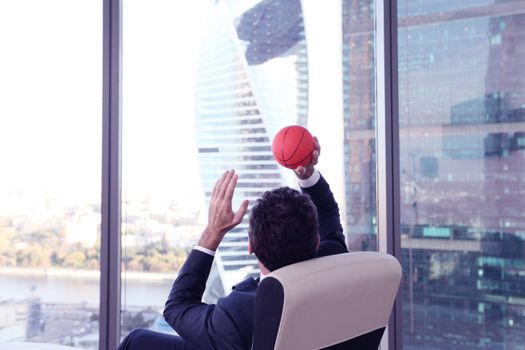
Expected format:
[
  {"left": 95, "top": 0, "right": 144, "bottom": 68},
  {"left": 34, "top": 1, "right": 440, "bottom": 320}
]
[
  {"left": 122, "top": 0, "right": 313, "bottom": 339},
  {"left": 0, "top": 1, "right": 102, "bottom": 348},
  {"left": 120, "top": 1, "right": 208, "bottom": 337},
  {"left": 398, "top": 1, "right": 525, "bottom": 349},
  {"left": 342, "top": 0, "right": 377, "bottom": 251},
  {"left": 122, "top": 0, "right": 378, "bottom": 340}
]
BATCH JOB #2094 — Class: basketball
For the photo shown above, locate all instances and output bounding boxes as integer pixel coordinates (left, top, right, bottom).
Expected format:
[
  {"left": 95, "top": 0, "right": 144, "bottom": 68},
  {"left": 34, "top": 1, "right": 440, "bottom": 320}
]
[{"left": 272, "top": 125, "right": 315, "bottom": 169}]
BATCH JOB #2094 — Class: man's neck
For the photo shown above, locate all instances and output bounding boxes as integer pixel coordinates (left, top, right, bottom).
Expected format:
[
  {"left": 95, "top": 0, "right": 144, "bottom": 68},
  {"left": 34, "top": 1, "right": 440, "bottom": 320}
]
[{"left": 259, "top": 261, "right": 270, "bottom": 277}]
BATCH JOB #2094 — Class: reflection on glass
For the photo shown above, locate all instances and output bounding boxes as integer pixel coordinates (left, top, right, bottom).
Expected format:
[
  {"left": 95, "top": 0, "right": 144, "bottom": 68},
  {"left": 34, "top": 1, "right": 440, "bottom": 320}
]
[
  {"left": 342, "top": 0, "right": 377, "bottom": 251},
  {"left": 398, "top": 1, "right": 525, "bottom": 348},
  {"left": 0, "top": 1, "right": 102, "bottom": 348}
]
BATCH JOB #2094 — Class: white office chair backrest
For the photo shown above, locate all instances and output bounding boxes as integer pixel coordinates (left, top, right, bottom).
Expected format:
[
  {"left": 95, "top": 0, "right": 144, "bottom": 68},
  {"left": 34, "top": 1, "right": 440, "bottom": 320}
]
[{"left": 252, "top": 252, "right": 402, "bottom": 350}]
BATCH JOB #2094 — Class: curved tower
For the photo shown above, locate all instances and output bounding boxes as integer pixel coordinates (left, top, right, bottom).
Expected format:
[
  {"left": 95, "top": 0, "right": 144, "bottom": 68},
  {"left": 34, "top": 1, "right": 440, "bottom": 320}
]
[{"left": 195, "top": 0, "right": 308, "bottom": 294}]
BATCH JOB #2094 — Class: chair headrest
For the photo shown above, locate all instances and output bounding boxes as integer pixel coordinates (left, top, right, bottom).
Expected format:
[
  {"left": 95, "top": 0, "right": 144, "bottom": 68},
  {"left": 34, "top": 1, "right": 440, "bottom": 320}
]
[{"left": 257, "top": 252, "right": 401, "bottom": 350}]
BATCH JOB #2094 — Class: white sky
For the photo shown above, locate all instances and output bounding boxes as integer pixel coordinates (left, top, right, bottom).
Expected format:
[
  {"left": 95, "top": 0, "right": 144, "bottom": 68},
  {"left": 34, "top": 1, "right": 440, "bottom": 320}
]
[{"left": 0, "top": 0, "right": 345, "bottom": 215}]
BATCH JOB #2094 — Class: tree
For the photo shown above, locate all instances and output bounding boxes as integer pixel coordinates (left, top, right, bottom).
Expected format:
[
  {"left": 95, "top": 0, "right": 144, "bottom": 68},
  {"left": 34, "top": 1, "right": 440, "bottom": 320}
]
[{"left": 63, "top": 251, "right": 86, "bottom": 269}]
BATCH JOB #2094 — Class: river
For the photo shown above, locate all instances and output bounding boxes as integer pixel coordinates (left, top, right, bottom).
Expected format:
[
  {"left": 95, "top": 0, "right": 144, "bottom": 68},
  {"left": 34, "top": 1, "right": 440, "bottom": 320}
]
[{"left": 0, "top": 273, "right": 174, "bottom": 309}]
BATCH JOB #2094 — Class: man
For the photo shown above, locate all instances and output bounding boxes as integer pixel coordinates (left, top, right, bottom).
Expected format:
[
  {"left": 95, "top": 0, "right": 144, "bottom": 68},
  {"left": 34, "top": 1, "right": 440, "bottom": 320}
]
[{"left": 118, "top": 138, "right": 348, "bottom": 349}]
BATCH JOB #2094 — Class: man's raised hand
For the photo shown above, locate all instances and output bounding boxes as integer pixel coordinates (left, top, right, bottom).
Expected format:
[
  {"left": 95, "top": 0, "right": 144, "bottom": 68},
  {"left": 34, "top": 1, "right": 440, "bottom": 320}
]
[{"left": 198, "top": 169, "right": 249, "bottom": 251}]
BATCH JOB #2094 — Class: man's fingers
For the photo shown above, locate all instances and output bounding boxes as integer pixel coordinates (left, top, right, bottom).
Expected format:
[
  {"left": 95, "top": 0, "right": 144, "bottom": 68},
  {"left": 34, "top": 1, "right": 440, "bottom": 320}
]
[
  {"left": 295, "top": 166, "right": 306, "bottom": 176},
  {"left": 218, "top": 169, "right": 235, "bottom": 199},
  {"left": 225, "top": 173, "right": 238, "bottom": 202},
  {"left": 212, "top": 170, "right": 229, "bottom": 199},
  {"left": 233, "top": 200, "right": 249, "bottom": 225},
  {"left": 312, "top": 136, "right": 320, "bottom": 166},
  {"left": 311, "top": 150, "right": 319, "bottom": 166},
  {"left": 314, "top": 136, "right": 321, "bottom": 154}
]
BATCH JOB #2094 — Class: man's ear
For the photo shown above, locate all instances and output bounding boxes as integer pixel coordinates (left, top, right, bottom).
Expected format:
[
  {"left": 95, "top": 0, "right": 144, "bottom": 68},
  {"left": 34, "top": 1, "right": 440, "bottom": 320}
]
[{"left": 248, "top": 241, "right": 253, "bottom": 254}]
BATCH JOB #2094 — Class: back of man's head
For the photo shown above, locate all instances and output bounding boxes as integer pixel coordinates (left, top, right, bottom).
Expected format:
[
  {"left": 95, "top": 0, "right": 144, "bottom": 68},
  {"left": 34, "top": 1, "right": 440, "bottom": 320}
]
[{"left": 248, "top": 187, "right": 318, "bottom": 272}]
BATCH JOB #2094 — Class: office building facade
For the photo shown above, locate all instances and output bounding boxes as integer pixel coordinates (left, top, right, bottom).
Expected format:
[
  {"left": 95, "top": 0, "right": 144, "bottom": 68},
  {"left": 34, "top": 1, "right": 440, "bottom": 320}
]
[
  {"left": 397, "top": 1, "right": 525, "bottom": 349},
  {"left": 342, "top": 0, "right": 378, "bottom": 252},
  {"left": 343, "top": 0, "right": 525, "bottom": 348}
]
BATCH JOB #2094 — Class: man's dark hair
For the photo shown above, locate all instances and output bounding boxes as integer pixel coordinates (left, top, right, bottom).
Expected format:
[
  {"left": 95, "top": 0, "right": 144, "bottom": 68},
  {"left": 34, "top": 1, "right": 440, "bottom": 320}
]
[{"left": 248, "top": 187, "right": 318, "bottom": 272}]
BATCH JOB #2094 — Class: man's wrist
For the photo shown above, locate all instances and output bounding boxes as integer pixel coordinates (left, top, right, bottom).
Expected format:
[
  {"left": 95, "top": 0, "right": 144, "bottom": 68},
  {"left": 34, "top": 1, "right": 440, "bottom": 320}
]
[
  {"left": 303, "top": 166, "right": 315, "bottom": 179},
  {"left": 198, "top": 228, "right": 222, "bottom": 251},
  {"left": 298, "top": 169, "right": 321, "bottom": 188},
  {"left": 194, "top": 245, "right": 216, "bottom": 256}
]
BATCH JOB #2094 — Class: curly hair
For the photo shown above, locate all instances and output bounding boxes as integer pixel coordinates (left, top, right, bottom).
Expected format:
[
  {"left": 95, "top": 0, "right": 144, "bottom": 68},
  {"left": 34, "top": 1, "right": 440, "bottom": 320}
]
[{"left": 248, "top": 187, "right": 319, "bottom": 272}]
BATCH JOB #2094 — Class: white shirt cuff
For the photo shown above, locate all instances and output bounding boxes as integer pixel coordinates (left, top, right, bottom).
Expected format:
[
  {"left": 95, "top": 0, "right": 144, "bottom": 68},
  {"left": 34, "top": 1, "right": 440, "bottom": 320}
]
[
  {"left": 298, "top": 170, "right": 321, "bottom": 188},
  {"left": 193, "top": 245, "right": 216, "bottom": 256}
]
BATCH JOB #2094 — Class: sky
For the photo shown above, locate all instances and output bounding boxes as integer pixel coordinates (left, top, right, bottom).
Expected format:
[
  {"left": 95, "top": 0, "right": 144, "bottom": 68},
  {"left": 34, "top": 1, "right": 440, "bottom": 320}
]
[
  {"left": 0, "top": 0, "right": 346, "bottom": 216},
  {"left": 0, "top": 0, "right": 102, "bottom": 213}
]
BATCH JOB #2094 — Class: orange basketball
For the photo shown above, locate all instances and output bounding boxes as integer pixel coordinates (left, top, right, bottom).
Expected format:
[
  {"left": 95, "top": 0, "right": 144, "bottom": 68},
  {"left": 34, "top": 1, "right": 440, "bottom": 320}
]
[{"left": 272, "top": 125, "right": 315, "bottom": 169}]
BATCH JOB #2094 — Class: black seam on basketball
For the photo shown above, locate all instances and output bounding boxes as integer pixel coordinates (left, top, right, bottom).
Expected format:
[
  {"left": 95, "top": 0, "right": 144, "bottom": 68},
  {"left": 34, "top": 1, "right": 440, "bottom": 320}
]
[
  {"left": 281, "top": 127, "right": 290, "bottom": 164},
  {"left": 285, "top": 152, "right": 312, "bottom": 168},
  {"left": 282, "top": 128, "right": 306, "bottom": 162}
]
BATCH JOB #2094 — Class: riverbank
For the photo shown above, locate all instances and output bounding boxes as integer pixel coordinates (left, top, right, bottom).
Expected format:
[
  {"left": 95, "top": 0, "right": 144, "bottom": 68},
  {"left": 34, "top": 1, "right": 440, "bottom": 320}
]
[{"left": 0, "top": 267, "right": 176, "bottom": 282}]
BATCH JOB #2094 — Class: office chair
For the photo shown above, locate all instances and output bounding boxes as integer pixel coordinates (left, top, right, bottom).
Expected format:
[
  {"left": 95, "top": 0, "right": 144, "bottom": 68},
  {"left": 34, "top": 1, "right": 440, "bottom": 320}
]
[{"left": 252, "top": 252, "right": 401, "bottom": 350}]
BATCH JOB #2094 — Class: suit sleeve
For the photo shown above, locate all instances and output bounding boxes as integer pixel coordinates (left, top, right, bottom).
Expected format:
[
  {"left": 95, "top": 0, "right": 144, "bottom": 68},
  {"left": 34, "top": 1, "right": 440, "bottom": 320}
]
[
  {"left": 300, "top": 174, "right": 348, "bottom": 256},
  {"left": 163, "top": 250, "right": 241, "bottom": 349}
]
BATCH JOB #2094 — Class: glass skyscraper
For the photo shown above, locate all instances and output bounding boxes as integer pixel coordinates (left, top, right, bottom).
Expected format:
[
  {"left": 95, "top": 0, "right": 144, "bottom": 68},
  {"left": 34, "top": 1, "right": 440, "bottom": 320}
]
[
  {"left": 343, "top": 0, "right": 525, "bottom": 348},
  {"left": 194, "top": 0, "right": 308, "bottom": 294},
  {"left": 342, "top": 0, "right": 378, "bottom": 252},
  {"left": 397, "top": 1, "right": 525, "bottom": 349}
]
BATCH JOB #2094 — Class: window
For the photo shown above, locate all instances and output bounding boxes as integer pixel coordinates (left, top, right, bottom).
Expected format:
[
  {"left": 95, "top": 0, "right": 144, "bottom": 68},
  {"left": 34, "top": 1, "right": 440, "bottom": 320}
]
[
  {"left": 398, "top": 1, "right": 525, "bottom": 348},
  {"left": 121, "top": 0, "right": 313, "bottom": 337},
  {"left": 0, "top": 1, "right": 102, "bottom": 348},
  {"left": 120, "top": 0, "right": 209, "bottom": 338},
  {"left": 121, "top": 0, "right": 356, "bottom": 339},
  {"left": 2, "top": 1, "right": 522, "bottom": 348}
]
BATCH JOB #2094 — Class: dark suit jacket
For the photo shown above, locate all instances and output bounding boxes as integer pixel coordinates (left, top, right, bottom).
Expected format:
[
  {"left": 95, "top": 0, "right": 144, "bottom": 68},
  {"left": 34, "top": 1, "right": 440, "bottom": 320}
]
[{"left": 163, "top": 174, "right": 348, "bottom": 350}]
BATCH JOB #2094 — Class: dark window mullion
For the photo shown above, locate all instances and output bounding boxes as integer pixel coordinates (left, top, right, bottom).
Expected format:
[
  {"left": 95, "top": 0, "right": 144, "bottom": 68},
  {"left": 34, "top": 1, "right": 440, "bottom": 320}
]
[
  {"left": 376, "top": 0, "right": 402, "bottom": 348},
  {"left": 100, "top": 0, "right": 122, "bottom": 349}
]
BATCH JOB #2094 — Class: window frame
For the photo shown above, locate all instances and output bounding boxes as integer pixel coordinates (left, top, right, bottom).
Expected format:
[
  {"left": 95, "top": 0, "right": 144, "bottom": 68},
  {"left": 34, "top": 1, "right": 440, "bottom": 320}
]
[{"left": 100, "top": 0, "right": 122, "bottom": 349}]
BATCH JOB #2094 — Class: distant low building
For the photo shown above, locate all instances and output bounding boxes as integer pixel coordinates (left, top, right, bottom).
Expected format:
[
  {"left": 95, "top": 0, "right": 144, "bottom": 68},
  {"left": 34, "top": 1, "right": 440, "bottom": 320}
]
[{"left": 0, "top": 299, "right": 29, "bottom": 342}]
